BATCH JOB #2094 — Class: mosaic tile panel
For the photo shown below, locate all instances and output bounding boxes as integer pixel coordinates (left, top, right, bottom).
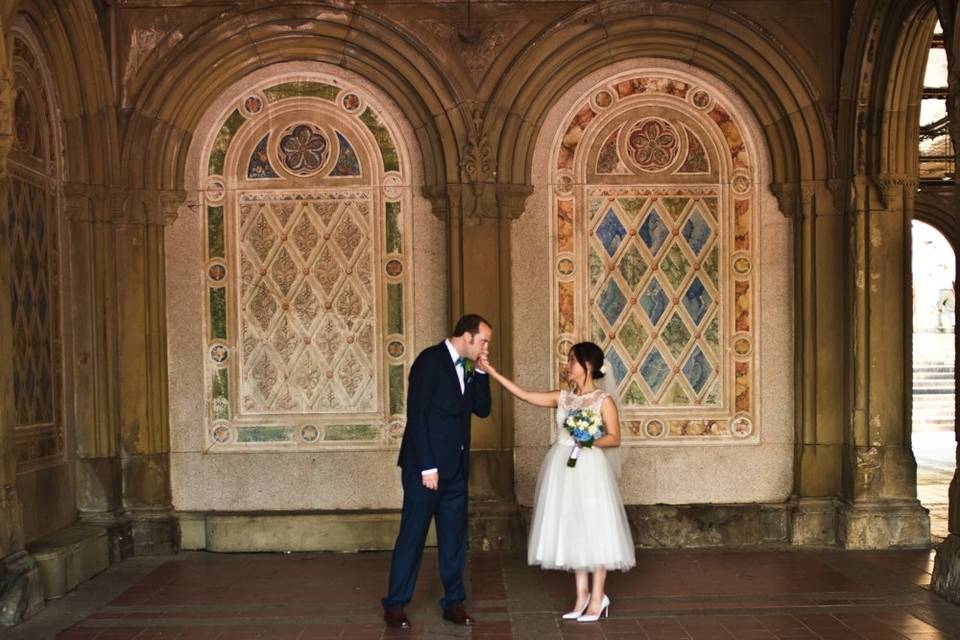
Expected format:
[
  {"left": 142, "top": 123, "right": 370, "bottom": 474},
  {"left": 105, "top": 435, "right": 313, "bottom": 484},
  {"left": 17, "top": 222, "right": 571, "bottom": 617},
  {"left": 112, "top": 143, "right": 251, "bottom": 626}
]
[
  {"left": 331, "top": 131, "right": 362, "bottom": 177},
  {"left": 202, "top": 82, "right": 411, "bottom": 450},
  {"left": 8, "top": 178, "right": 57, "bottom": 428},
  {"left": 8, "top": 35, "right": 65, "bottom": 472},
  {"left": 248, "top": 135, "right": 279, "bottom": 179},
  {"left": 360, "top": 108, "right": 400, "bottom": 172},
  {"left": 208, "top": 109, "right": 246, "bottom": 175},
  {"left": 551, "top": 73, "right": 756, "bottom": 443},
  {"left": 263, "top": 81, "right": 340, "bottom": 103},
  {"left": 236, "top": 195, "right": 376, "bottom": 414}
]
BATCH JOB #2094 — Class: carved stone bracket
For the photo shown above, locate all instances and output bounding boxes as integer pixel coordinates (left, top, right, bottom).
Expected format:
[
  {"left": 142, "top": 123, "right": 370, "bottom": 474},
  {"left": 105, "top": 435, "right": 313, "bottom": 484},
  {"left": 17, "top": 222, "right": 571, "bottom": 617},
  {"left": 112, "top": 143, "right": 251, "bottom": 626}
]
[
  {"left": 459, "top": 109, "right": 498, "bottom": 219},
  {"left": 495, "top": 183, "right": 533, "bottom": 220},
  {"left": 770, "top": 182, "right": 800, "bottom": 218},
  {"left": 421, "top": 183, "right": 450, "bottom": 221}
]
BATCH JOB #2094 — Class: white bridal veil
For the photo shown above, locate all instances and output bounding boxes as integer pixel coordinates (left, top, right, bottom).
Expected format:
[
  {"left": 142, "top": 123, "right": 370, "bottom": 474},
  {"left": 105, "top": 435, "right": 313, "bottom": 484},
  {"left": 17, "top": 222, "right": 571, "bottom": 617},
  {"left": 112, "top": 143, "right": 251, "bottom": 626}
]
[{"left": 599, "top": 359, "right": 624, "bottom": 479}]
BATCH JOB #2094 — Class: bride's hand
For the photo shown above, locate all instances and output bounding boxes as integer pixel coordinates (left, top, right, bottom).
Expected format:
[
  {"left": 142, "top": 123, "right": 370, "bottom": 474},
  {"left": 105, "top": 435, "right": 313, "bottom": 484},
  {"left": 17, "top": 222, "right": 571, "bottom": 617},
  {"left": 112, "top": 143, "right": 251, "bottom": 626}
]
[{"left": 477, "top": 355, "right": 496, "bottom": 375}]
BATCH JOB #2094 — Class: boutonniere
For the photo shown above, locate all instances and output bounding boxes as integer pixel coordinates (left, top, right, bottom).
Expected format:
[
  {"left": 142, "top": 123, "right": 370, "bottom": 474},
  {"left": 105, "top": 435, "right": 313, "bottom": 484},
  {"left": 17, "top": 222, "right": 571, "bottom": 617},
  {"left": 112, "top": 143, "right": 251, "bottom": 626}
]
[{"left": 463, "top": 359, "right": 475, "bottom": 383}]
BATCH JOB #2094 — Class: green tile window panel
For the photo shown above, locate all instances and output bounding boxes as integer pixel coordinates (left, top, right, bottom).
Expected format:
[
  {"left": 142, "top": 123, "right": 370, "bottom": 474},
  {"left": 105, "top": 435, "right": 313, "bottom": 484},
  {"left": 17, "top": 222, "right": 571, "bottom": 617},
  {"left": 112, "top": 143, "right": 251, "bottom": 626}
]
[
  {"left": 212, "top": 368, "right": 230, "bottom": 421},
  {"left": 385, "top": 201, "right": 402, "bottom": 253},
  {"left": 209, "top": 287, "right": 227, "bottom": 340},
  {"left": 207, "top": 206, "right": 225, "bottom": 258},
  {"left": 325, "top": 424, "right": 380, "bottom": 441},
  {"left": 360, "top": 108, "right": 400, "bottom": 172},
  {"left": 236, "top": 425, "right": 296, "bottom": 443},
  {"left": 387, "top": 284, "right": 403, "bottom": 334},
  {"left": 389, "top": 364, "right": 404, "bottom": 415},
  {"left": 208, "top": 109, "right": 247, "bottom": 175},
  {"left": 263, "top": 81, "right": 340, "bottom": 103}
]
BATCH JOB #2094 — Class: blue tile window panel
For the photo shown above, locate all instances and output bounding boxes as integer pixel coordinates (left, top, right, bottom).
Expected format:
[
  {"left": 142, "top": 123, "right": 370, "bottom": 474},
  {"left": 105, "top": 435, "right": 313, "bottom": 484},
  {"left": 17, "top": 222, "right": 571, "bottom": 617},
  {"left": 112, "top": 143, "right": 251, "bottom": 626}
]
[{"left": 596, "top": 208, "right": 627, "bottom": 258}]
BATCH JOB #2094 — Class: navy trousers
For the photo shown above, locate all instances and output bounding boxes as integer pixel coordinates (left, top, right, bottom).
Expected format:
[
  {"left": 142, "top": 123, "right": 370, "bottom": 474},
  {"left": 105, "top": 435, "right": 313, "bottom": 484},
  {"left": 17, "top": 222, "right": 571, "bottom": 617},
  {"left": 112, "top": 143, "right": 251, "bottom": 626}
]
[{"left": 382, "top": 463, "right": 468, "bottom": 610}]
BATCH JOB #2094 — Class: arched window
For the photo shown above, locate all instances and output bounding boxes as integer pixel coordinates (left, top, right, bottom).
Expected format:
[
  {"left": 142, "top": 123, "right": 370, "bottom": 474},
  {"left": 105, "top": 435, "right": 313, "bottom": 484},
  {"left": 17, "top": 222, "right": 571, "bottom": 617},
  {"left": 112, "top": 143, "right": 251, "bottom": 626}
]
[
  {"left": 200, "top": 78, "right": 412, "bottom": 448},
  {"left": 8, "top": 29, "right": 65, "bottom": 472},
  {"left": 550, "top": 71, "right": 758, "bottom": 442},
  {"left": 920, "top": 20, "right": 954, "bottom": 180}
]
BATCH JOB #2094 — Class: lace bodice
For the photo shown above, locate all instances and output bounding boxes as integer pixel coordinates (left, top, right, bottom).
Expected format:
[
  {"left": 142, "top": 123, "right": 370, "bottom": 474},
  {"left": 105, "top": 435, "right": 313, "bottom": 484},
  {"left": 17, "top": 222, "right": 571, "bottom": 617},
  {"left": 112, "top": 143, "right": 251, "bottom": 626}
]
[{"left": 555, "top": 389, "right": 609, "bottom": 444}]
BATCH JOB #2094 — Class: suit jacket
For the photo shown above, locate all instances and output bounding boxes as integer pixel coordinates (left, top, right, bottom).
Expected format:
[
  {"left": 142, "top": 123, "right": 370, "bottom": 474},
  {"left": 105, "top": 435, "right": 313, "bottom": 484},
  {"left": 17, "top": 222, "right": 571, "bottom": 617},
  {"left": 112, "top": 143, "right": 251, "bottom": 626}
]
[{"left": 397, "top": 341, "right": 492, "bottom": 480}]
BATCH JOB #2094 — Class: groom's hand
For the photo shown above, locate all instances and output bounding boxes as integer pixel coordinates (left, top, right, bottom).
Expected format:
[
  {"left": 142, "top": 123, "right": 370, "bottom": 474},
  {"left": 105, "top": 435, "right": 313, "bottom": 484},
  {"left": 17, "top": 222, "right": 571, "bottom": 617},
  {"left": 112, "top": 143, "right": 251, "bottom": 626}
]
[{"left": 422, "top": 470, "right": 439, "bottom": 490}]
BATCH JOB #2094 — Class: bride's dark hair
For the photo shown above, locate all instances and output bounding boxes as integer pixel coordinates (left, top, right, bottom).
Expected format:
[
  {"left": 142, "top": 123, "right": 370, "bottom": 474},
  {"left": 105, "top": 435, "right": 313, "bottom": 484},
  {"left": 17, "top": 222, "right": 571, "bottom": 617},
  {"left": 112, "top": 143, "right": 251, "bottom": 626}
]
[{"left": 570, "top": 342, "right": 605, "bottom": 379}]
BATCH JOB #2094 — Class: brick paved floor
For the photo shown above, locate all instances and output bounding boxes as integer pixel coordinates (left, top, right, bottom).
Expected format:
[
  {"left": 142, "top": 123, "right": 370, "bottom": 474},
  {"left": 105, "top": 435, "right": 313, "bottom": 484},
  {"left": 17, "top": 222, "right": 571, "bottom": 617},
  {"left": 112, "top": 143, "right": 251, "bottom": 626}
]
[{"left": 4, "top": 548, "right": 960, "bottom": 640}]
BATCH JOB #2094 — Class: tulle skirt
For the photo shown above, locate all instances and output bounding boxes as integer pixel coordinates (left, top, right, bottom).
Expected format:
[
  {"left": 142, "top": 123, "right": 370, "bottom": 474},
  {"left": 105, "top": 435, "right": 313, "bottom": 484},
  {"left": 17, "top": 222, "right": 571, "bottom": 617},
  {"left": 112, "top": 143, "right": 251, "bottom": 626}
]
[{"left": 527, "top": 441, "right": 636, "bottom": 571}]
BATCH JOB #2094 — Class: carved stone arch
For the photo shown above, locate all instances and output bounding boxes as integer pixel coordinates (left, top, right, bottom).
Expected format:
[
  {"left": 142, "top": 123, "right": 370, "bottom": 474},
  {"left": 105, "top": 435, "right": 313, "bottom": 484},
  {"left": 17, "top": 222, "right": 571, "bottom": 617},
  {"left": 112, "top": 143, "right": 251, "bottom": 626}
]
[
  {"left": 915, "top": 191, "right": 960, "bottom": 250},
  {"left": 118, "top": 6, "right": 466, "bottom": 213},
  {"left": 13, "top": 0, "right": 117, "bottom": 185},
  {"left": 879, "top": 1, "right": 938, "bottom": 178},
  {"left": 489, "top": 0, "right": 834, "bottom": 217},
  {"left": 167, "top": 63, "right": 446, "bottom": 511}
]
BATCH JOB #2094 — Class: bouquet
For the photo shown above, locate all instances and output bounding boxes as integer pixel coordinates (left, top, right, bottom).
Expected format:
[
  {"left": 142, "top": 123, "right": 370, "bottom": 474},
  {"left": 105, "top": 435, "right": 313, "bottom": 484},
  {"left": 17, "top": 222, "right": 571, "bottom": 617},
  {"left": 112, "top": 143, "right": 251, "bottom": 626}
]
[{"left": 563, "top": 408, "right": 604, "bottom": 467}]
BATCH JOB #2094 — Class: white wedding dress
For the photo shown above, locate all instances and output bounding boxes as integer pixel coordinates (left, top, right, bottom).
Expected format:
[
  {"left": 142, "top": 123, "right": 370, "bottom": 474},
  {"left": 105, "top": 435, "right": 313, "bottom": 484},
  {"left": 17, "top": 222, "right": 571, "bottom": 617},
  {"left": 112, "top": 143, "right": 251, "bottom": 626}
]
[{"left": 527, "top": 389, "right": 636, "bottom": 571}]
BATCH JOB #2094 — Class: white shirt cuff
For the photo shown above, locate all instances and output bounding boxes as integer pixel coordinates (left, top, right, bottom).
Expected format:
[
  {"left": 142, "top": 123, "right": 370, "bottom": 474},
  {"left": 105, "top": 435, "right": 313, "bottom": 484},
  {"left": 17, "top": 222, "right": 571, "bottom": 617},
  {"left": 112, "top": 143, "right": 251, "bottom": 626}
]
[
  {"left": 421, "top": 468, "right": 438, "bottom": 475},
  {"left": 474, "top": 369, "right": 487, "bottom": 375}
]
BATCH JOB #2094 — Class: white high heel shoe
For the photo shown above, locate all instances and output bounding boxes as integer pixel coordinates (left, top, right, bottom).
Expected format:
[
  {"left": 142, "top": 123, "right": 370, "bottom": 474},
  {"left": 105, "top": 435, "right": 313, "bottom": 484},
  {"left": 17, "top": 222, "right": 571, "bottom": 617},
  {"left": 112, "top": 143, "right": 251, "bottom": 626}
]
[
  {"left": 576, "top": 594, "right": 610, "bottom": 622},
  {"left": 561, "top": 598, "right": 590, "bottom": 620}
]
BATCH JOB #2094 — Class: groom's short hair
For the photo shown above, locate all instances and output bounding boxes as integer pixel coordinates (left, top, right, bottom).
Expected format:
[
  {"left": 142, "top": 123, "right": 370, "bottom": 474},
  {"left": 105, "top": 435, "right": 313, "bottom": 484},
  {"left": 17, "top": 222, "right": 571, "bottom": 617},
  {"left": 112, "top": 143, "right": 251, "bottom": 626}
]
[{"left": 452, "top": 314, "right": 491, "bottom": 337}]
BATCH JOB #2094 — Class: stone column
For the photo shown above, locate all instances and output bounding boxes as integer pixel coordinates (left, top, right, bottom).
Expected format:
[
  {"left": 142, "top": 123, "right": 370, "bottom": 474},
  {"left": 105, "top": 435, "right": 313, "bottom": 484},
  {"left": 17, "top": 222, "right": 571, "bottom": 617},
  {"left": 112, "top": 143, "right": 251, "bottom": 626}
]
[
  {"left": 839, "top": 174, "right": 929, "bottom": 548},
  {"left": 930, "top": 0, "right": 960, "bottom": 604},
  {"left": 776, "top": 180, "right": 846, "bottom": 545},
  {"left": 932, "top": 195, "right": 960, "bottom": 603},
  {"left": 64, "top": 184, "right": 132, "bottom": 560},
  {"left": 112, "top": 189, "right": 184, "bottom": 554}
]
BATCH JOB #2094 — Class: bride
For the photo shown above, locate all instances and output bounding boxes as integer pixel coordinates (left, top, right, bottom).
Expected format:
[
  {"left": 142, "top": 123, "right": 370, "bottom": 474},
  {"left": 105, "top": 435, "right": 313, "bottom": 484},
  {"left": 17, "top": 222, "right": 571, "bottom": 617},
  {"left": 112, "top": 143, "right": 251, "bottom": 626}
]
[{"left": 479, "top": 341, "right": 635, "bottom": 622}]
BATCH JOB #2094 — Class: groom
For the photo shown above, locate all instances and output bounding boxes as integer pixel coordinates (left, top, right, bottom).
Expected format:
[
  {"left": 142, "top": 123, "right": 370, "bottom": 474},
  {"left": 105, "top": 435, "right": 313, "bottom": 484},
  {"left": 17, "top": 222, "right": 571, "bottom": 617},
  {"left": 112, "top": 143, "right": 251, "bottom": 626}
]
[{"left": 382, "top": 314, "right": 492, "bottom": 628}]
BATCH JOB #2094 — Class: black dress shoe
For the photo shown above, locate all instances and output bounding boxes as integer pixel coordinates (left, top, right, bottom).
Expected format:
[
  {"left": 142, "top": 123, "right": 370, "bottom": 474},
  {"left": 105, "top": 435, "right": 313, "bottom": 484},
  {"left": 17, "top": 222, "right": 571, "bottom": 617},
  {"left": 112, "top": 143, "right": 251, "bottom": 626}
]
[
  {"left": 384, "top": 607, "right": 410, "bottom": 628},
  {"left": 442, "top": 603, "right": 474, "bottom": 625}
]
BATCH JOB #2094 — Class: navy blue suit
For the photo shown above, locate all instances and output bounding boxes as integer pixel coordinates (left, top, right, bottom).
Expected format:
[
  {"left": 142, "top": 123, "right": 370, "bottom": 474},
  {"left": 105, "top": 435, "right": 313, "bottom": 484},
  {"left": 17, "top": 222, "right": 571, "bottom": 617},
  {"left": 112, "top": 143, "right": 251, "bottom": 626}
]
[{"left": 383, "top": 341, "right": 492, "bottom": 610}]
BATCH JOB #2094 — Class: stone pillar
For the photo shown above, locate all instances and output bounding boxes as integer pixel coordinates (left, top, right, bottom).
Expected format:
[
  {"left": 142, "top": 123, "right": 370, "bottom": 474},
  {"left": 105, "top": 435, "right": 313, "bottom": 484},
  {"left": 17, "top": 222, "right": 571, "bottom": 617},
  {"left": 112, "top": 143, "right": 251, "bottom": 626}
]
[
  {"left": 839, "top": 174, "right": 929, "bottom": 548},
  {"left": 928, "top": 0, "right": 960, "bottom": 603},
  {"left": 64, "top": 184, "right": 133, "bottom": 560},
  {"left": 777, "top": 180, "right": 846, "bottom": 545},
  {"left": 932, "top": 199, "right": 960, "bottom": 603},
  {"left": 112, "top": 190, "right": 183, "bottom": 554}
]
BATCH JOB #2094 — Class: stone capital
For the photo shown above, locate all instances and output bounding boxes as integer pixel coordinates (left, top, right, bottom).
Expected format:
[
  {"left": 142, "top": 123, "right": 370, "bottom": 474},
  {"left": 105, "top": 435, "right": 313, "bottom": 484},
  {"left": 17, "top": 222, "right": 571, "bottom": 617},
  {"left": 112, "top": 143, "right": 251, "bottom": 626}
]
[
  {"left": 873, "top": 172, "right": 918, "bottom": 209},
  {"left": 495, "top": 183, "right": 533, "bottom": 220},
  {"left": 112, "top": 189, "right": 188, "bottom": 226}
]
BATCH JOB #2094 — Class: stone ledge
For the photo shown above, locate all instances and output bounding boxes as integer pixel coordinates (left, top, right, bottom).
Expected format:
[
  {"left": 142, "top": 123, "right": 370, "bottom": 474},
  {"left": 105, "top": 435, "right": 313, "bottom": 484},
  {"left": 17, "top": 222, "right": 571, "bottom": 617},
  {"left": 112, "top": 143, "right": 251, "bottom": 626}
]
[
  {"left": 26, "top": 524, "right": 109, "bottom": 600},
  {"left": 188, "top": 502, "right": 525, "bottom": 553},
  {"left": 202, "top": 511, "right": 435, "bottom": 552},
  {"left": 625, "top": 503, "right": 790, "bottom": 548},
  {"left": 0, "top": 551, "right": 43, "bottom": 626}
]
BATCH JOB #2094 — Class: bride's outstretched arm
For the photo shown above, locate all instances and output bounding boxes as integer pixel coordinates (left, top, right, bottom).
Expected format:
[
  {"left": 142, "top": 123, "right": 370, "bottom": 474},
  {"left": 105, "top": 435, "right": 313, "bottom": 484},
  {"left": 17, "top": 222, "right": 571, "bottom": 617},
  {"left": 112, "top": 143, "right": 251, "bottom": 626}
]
[{"left": 476, "top": 356, "right": 560, "bottom": 408}]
